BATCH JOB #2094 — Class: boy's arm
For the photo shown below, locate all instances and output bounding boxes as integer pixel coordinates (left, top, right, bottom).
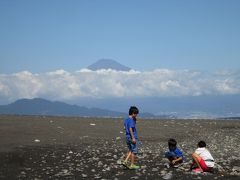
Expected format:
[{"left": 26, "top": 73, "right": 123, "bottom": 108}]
[
  {"left": 172, "top": 157, "right": 183, "bottom": 164},
  {"left": 129, "top": 127, "right": 136, "bottom": 144},
  {"left": 172, "top": 148, "right": 183, "bottom": 164}
]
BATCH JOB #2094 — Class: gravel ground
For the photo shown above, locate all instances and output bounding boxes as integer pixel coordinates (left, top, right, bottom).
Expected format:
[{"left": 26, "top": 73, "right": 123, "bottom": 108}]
[{"left": 0, "top": 115, "right": 240, "bottom": 179}]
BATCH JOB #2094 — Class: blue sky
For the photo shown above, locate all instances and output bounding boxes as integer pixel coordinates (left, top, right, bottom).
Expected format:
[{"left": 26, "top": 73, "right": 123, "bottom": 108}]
[
  {"left": 0, "top": 1, "right": 240, "bottom": 105},
  {"left": 1, "top": 0, "right": 240, "bottom": 73}
]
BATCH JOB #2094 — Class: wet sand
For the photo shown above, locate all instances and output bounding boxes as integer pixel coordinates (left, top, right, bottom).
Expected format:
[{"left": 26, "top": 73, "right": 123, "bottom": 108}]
[{"left": 0, "top": 115, "right": 240, "bottom": 179}]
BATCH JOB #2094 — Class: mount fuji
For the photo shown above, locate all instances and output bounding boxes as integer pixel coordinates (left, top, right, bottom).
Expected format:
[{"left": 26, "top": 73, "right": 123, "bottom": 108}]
[{"left": 87, "top": 59, "right": 131, "bottom": 71}]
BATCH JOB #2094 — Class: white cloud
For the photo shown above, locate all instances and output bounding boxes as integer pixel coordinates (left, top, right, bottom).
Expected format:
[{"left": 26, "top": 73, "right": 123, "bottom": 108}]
[{"left": 0, "top": 68, "right": 239, "bottom": 103}]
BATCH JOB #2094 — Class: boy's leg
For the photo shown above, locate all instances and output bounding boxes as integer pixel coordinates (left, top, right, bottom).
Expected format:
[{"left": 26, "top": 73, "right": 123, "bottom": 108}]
[
  {"left": 130, "top": 153, "right": 135, "bottom": 166},
  {"left": 165, "top": 151, "right": 177, "bottom": 165},
  {"left": 123, "top": 138, "right": 132, "bottom": 166},
  {"left": 129, "top": 152, "right": 140, "bottom": 170},
  {"left": 124, "top": 151, "right": 131, "bottom": 163},
  {"left": 131, "top": 139, "right": 139, "bottom": 165},
  {"left": 121, "top": 151, "right": 131, "bottom": 168},
  {"left": 192, "top": 153, "right": 203, "bottom": 172},
  {"left": 129, "top": 140, "right": 140, "bottom": 170}
]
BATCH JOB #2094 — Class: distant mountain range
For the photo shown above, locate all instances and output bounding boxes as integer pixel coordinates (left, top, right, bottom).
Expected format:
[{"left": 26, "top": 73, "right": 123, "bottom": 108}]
[
  {"left": 87, "top": 59, "right": 131, "bottom": 71},
  {"left": 0, "top": 96, "right": 239, "bottom": 119},
  {"left": 0, "top": 98, "right": 158, "bottom": 118},
  {"left": 67, "top": 95, "right": 240, "bottom": 119}
]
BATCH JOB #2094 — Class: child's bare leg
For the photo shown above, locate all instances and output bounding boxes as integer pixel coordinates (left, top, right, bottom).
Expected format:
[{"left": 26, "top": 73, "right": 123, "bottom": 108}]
[
  {"left": 131, "top": 153, "right": 136, "bottom": 165},
  {"left": 124, "top": 151, "right": 131, "bottom": 163},
  {"left": 192, "top": 153, "right": 203, "bottom": 172}
]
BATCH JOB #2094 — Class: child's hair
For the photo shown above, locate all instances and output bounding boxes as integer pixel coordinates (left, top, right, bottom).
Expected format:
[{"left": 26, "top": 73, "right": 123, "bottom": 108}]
[
  {"left": 168, "top": 138, "right": 177, "bottom": 149},
  {"left": 198, "top": 140, "right": 206, "bottom": 148},
  {"left": 129, "top": 106, "right": 139, "bottom": 115}
]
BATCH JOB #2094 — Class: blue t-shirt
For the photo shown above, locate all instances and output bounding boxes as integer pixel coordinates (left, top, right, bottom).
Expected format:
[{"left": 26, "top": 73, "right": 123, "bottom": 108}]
[
  {"left": 165, "top": 146, "right": 185, "bottom": 161},
  {"left": 124, "top": 117, "right": 138, "bottom": 139},
  {"left": 171, "top": 147, "right": 184, "bottom": 158}
]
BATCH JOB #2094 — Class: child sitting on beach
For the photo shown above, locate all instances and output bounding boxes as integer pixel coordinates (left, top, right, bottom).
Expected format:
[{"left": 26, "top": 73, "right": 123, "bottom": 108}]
[
  {"left": 164, "top": 138, "right": 184, "bottom": 167},
  {"left": 191, "top": 140, "right": 215, "bottom": 173},
  {"left": 122, "top": 106, "right": 140, "bottom": 170}
]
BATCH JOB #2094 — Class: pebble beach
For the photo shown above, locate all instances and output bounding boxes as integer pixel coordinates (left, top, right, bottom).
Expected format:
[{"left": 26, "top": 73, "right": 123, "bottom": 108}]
[{"left": 0, "top": 115, "right": 240, "bottom": 179}]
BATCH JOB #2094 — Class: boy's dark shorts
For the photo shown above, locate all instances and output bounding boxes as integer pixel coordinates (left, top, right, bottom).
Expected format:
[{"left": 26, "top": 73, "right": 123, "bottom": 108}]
[
  {"left": 165, "top": 151, "right": 178, "bottom": 159},
  {"left": 126, "top": 137, "right": 138, "bottom": 154}
]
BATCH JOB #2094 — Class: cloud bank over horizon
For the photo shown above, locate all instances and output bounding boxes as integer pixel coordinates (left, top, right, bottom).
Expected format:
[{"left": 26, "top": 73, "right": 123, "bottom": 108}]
[{"left": 0, "top": 68, "right": 239, "bottom": 104}]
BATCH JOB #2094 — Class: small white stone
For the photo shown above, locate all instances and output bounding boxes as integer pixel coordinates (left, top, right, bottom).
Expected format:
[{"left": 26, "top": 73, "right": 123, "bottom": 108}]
[
  {"left": 152, "top": 168, "right": 158, "bottom": 172},
  {"left": 82, "top": 174, "right": 87, "bottom": 178}
]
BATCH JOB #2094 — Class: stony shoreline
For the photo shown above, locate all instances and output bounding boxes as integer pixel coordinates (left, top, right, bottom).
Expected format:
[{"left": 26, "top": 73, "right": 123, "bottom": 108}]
[{"left": 0, "top": 115, "right": 240, "bottom": 179}]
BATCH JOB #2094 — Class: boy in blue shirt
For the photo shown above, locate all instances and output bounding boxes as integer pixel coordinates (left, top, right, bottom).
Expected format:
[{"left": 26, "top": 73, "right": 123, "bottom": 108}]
[
  {"left": 165, "top": 138, "right": 184, "bottom": 167},
  {"left": 122, "top": 106, "right": 140, "bottom": 170}
]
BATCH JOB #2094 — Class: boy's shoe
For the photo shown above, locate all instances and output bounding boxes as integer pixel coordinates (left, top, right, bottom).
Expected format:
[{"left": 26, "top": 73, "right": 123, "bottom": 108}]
[
  {"left": 173, "top": 163, "right": 183, "bottom": 168},
  {"left": 164, "top": 163, "right": 170, "bottom": 168},
  {"left": 121, "top": 161, "right": 129, "bottom": 168},
  {"left": 129, "top": 164, "right": 140, "bottom": 170},
  {"left": 192, "top": 167, "right": 203, "bottom": 173}
]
